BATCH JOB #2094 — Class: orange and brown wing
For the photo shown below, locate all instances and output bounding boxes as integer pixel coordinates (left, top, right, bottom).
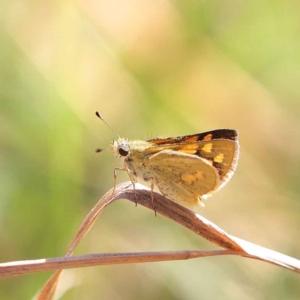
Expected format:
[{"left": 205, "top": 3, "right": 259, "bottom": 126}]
[
  {"left": 147, "top": 129, "right": 239, "bottom": 178},
  {"left": 142, "top": 130, "right": 239, "bottom": 209}
]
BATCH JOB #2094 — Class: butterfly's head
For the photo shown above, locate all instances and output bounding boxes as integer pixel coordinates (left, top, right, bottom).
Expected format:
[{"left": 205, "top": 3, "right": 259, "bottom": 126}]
[{"left": 110, "top": 138, "right": 130, "bottom": 158}]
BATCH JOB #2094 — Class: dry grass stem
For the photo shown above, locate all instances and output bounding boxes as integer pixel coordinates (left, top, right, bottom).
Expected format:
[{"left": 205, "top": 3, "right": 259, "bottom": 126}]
[{"left": 0, "top": 182, "right": 299, "bottom": 300}]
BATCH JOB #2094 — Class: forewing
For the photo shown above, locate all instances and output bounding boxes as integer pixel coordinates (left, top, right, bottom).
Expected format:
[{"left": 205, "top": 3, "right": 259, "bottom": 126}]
[
  {"left": 144, "top": 139, "right": 239, "bottom": 181},
  {"left": 147, "top": 129, "right": 238, "bottom": 145},
  {"left": 172, "top": 139, "right": 239, "bottom": 180},
  {"left": 140, "top": 130, "right": 239, "bottom": 209}
]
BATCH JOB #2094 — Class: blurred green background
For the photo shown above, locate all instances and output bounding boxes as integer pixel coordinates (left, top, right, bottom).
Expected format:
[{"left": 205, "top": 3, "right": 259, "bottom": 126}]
[{"left": 1, "top": 1, "right": 300, "bottom": 299}]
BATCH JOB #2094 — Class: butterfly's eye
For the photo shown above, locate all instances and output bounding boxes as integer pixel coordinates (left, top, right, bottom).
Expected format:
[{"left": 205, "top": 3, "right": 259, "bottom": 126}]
[{"left": 118, "top": 146, "right": 129, "bottom": 157}]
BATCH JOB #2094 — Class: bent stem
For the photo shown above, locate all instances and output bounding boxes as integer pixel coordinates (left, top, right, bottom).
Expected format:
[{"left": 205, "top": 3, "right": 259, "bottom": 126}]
[{"left": 1, "top": 182, "right": 298, "bottom": 299}]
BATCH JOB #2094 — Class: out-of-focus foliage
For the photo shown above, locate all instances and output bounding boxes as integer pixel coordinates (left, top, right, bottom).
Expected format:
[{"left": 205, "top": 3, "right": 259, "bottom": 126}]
[{"left": 1, "top": 1, "right": 300, "bottom": 299}]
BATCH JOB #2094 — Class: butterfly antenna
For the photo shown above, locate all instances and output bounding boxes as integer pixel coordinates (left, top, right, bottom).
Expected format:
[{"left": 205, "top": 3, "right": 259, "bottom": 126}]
[
  {"left": 95, "top": 111, "right": 121, "bottom": 138},
  {"left": 95, "top": 148, "right": 106, "bottom": 153}
]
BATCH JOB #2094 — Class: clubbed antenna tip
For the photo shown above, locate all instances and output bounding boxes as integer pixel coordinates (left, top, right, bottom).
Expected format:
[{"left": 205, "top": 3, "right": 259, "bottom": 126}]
[
  {"left": 95, "top": 111, "right": 102, "bottom": 120},
  {"left": 95, "top": 111, "right": 120, "bottom": 138}
]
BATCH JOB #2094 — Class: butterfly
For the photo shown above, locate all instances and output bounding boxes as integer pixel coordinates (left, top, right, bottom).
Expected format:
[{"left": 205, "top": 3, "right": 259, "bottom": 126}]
[{"left": 96, "top": 112, "right": 239, "bottom": 210}]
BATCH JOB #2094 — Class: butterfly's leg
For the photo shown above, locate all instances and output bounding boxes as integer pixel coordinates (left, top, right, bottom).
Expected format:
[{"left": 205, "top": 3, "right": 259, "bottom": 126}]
[
  {"left": 150, "top": 178, "right": 157, "bottom": 217},
  {"left": 113, "top": 167, "right": 138, "bottom": 206},
  {"left": 127, "top": 173, "right": 137, "bottom": 206},
  {"left": 198, "top": 196, "right": 205, "bottom": 207},
  {"left": 113, "top": 167, "right": 128, "bottom": 196}
]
